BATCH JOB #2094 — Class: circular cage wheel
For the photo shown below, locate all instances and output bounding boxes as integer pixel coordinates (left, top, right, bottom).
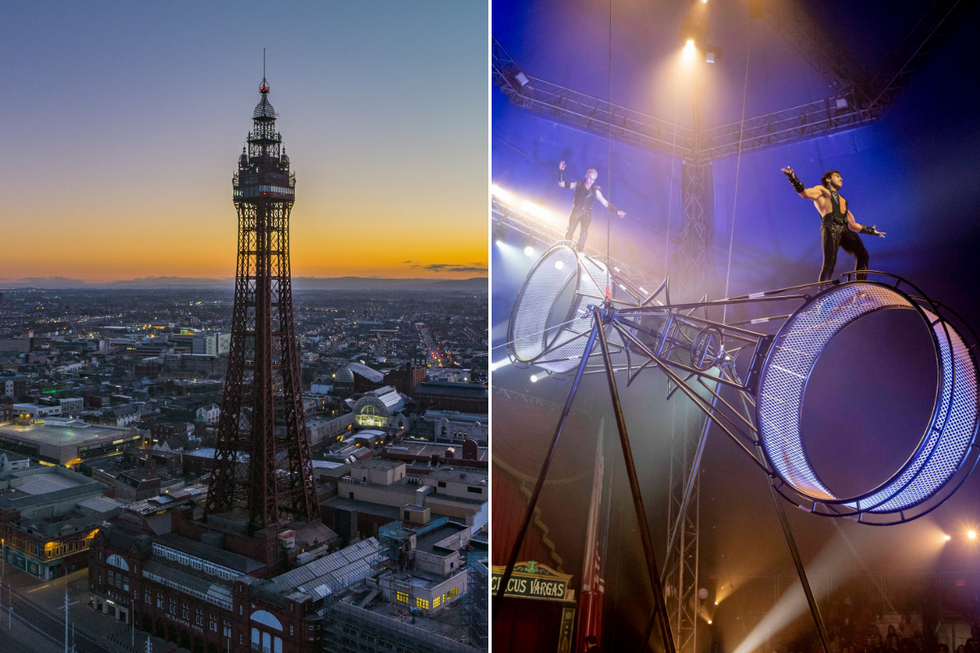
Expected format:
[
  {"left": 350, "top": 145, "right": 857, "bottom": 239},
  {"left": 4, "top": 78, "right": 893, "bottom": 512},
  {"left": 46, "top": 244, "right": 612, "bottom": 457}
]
[
  {"left": 507, "top": 244, "right": 616, "bottom": 376},
  {"left": 755, "top": 279, "right": 979, "bottom": 522}
]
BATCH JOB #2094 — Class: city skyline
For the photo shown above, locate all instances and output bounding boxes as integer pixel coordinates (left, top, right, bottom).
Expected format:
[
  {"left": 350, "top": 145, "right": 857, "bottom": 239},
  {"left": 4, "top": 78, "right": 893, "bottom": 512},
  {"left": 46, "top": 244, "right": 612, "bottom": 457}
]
[{"left": 1, "top": 2, "right": 488, "bottom": 283}]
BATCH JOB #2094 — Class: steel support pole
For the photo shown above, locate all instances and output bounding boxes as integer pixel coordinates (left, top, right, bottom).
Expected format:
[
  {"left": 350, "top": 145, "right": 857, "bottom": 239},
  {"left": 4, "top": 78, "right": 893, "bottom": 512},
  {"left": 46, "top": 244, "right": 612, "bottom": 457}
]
[
  {"left": 596, "top": 311, "right": 676, "bottom": 653},
  {"left": 768, "top": 481, "right": 831, "bottom": 653},
  {"left": 492, "top": 318, "right": 601, "bottom": 621}
]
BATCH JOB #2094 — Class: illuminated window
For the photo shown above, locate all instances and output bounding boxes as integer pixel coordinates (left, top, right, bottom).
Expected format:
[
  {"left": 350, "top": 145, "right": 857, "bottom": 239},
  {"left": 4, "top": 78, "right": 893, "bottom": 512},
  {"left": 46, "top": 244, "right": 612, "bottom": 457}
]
[
  {"left": 396, "top": 592, "right": 409, "bottom": 603},
  {"left": 415, "top": 598, "right": 429, "bottom": 610},
  {"left": 170, "top": 597, "right": 177, "bottom": 615},
  {"left": 446, "top": 587, "right": 459, "bottom": 600},
  {"left": 157, "top": 593, "right": 163, "bottom": 609},
  {"left": 433, "top": 596, "right": 441, "bottom": 608}
]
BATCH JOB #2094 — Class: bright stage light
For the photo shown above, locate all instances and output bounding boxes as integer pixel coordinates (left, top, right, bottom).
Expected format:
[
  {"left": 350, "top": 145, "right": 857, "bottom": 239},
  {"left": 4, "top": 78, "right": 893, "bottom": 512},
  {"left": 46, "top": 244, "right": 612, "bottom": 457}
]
[
  {"left": 708, "top": 620, "right": 713, "bottom": 625},
  {"left": 530, "top": 374, "right": 539, "bottom": 383},
  {"left": 714, "top": 601, "right": 719, "bottom": 605},
  {"left": 944, "top": 534, "right": 952, "bottom": 541},
  {"left": 524, "top": 246, "right": 535, "bottom": 257},
  {"left": 495, "top": 239, "right": 505, "bottom": 247},
  {"left": 555, "top": 261, "right": 565, "bottom": 270},
  {"left": 969, "top": 530, "right": 977, "bottom": 540},
  {"left": 683, "top": 39, "right": 696, "bottom": 62},
  {"left": 491, "top": 184, "right": 516, "bottom": 206}
]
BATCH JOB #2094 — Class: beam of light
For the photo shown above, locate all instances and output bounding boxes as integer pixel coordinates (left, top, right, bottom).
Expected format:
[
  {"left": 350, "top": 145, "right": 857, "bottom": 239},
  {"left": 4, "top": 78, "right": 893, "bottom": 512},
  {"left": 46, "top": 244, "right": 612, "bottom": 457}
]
[
  {"left": 530, "top": 373, "right": 540, "bottom": 383},
  {"left": 490, "top": 360, "right": 510, "bottom": 372},
  {"left": 732, "top": 520, "right": 948, "bottom": 653},
  {"left": 683, "top": 39, "right": 697, "bottom": 62},
  {"left": 730, "top": 537, "right": 860, "bottom": 653},
  {"left": 491, "top": 184, "right": 517, "bottom": 207}
]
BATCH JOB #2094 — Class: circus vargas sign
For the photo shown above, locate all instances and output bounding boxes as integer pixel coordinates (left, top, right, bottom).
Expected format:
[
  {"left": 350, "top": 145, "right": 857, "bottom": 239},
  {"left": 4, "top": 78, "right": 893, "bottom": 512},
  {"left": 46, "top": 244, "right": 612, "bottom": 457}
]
[{"left": 491, "top": 561, "right": 573, "bottom": 602}]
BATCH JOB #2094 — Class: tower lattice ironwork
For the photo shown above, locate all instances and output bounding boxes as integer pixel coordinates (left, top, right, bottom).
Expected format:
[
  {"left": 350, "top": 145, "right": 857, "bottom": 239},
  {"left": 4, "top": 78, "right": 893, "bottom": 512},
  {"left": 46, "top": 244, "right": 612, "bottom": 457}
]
[{"left": 205, "top": 74, "right": 317, "bottom": 529}]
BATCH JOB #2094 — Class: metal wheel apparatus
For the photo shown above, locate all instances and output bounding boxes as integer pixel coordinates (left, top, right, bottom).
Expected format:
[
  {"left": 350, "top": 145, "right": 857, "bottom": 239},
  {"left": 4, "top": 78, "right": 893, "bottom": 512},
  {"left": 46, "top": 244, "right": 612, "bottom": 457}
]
[{"left": 495, "top": 245, "right": 980, "bottom": 650}]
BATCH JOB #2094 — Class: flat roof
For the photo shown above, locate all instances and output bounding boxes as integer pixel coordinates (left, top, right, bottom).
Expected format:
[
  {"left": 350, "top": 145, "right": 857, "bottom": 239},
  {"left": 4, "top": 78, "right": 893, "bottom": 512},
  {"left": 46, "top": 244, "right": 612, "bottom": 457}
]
[
  {"left": 16, "top": 471, "right": 85, "bottom": 495},
  {"left": 0, "top": 420, "right": 134, "bottom": 448}
]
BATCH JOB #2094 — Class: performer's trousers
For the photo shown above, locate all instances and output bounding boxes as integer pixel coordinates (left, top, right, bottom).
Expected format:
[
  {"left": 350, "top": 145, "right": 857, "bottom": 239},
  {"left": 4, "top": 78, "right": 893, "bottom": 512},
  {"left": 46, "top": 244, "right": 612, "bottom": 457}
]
[
  {"left": 819, "top": 221, "right": 869, "bottom": 282},
  {"left": 565, "top": 210, "right": 592, "bottom": 251}
]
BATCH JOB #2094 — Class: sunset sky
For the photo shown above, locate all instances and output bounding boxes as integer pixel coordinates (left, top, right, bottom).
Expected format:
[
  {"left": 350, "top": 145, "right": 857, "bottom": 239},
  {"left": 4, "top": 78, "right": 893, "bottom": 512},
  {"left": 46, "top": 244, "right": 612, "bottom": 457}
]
[{"left": 1, "top": 2, "right": 488, "bottom": 282}]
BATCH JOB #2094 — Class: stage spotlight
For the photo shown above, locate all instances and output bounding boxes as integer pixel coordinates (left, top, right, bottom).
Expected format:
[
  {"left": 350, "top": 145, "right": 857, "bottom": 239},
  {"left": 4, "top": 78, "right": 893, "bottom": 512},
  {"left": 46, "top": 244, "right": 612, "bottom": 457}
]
[
  {"left": 714, "top": 601, "right": 719, "bottom": 605},
  {"left": 555, "top": 261, "right": 565, "bottom": 271},
  {"left": 708, "top": 620, "right": 713, "bottom": 625},
  {"left": 969, "top": 530, "right": 977, "bottom": 540},
  {"left": 530, "top": 374, "right": 540, "bottom": 383},
  {"left": 492, "top": 222, "right": 508, "bottom": 247},
  {"left": 490, "top": 360, "right": 509, "bottom": 372},
  {"left": 700, "top": 0, "right": 708, "bottom": 4},
  {"left": 683, "top": 39, "right": 697, "bottom": 62},
  {"left": 944, "top": 534, "right": 952, "bottom": 541},
  {"left": 522, "top": 236, "right": 536, "bottom": 257}
]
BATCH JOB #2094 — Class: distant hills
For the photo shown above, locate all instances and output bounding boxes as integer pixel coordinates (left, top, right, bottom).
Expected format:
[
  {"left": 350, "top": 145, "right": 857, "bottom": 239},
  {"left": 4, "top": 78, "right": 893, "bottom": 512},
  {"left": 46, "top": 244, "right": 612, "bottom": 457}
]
[{"left": 0, "top": 276, "right": 487, "bottom": 292}]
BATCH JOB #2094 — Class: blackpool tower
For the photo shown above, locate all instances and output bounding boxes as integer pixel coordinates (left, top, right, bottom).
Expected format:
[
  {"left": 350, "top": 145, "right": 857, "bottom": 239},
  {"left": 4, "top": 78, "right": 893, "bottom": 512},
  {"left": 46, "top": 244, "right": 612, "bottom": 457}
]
[{"left": 205, "top": 73, "right": 318, "bottom": 531}]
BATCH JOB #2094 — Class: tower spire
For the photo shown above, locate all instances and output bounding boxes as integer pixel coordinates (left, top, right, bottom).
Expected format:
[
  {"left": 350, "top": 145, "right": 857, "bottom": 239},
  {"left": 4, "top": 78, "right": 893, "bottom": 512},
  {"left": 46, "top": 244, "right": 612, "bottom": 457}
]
[{"left": 260, "top": 48, "right": 269, "bottom": 94}]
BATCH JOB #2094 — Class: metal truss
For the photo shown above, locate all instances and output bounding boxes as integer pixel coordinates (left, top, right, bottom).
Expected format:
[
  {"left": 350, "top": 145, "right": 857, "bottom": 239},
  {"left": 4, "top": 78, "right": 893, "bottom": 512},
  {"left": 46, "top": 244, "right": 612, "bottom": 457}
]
[
  {"left": 493, "top": 39, "right": 694, "bottom": 158},
  {"left": 672, "top": 163, "right": 712, "bottom": 301},
  {"left": 699, "top": 96, "right": 879, "bottom": 160},
  {"left": 662, "top": 406, "right": 706, "bottom": 653}
]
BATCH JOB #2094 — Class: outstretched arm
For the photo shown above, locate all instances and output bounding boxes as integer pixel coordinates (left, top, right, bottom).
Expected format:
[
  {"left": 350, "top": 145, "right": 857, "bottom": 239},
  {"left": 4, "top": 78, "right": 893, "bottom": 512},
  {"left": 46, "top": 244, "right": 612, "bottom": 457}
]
[
  {"left": 780, "top": 166, "right": 824, "bottom": 200},
  {"left": 847, "top": 210, "right": 886, "bottom": 237},
  {"left": 558, "top": 161, "right": 577, "bottom": 189},
  {"left": 595, "top": 189, "right": 626, "bottom": 217}
]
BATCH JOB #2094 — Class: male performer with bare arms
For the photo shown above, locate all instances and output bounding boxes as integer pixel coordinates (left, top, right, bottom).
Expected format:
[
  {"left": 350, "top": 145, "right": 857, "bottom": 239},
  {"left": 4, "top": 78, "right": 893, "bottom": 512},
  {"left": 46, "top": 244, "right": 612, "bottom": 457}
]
[
  {"left": 781, "top": 166, "right": 886, "bottom": 281},
  {"left": 558, "top": 160, "right": 626, "bottom": 251}
]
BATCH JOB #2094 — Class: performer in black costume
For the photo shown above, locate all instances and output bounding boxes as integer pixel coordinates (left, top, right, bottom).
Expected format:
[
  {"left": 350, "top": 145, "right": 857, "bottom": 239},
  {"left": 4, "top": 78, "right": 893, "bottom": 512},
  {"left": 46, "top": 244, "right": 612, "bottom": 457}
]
[
  {"left": 558, "top": 161, "right": 626, "bottom": 251},
  {"left": 781, "top": 166, "right": 886, "bottom": 281}
]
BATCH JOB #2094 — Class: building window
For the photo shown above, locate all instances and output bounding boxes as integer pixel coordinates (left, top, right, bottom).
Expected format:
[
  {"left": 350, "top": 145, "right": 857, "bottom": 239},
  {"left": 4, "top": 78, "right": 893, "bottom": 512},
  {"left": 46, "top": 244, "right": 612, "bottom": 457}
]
[
  {"left": 396, "top": 592, "right": 408, "bottom": 603},
  {"left": 182, "top": 603, "right": 189, "bottom": 620},
  {"left": 223, "top": 622, "right": 231, "bottom": 638},
  {"left": 157, "top": 593, "right": 163, "bottom": 609},
  {"left": 123, "top": 576, "right": 129, "bottom": 591},
  {"left": 108, "top": 570, "right": 114, "bottom": 586},
  {"left": 169, "top": 597, "right": 177, "bottom": 615},
  {"left": 196, "top": 607, "right": 203, "bottom": 626},
  {"left": 415, "top": 598, "right": 429, "bottom": 610},
  {"left": 98, "top": 573, "right": 102, "bottom": 586},
  {"left": 210, "top": 614, "right": 217, "bottom": 632},
  {"left": 446, "top": 587, "right": 459, "bottom": 600},
  {"left": 289, "top": 625, "right": 294, "bottom": 636},
  {"left": 433, "top": 596, "right": 441, "bottom": 608},
  {"left": 467, "top": 486, "right": 482, "bottom": 494},
  {"left": 144, "top": 589, "right": 151, "bottom": 604},
  {"left": 438, "top": 481, "right": 446, "bottom": 488}
]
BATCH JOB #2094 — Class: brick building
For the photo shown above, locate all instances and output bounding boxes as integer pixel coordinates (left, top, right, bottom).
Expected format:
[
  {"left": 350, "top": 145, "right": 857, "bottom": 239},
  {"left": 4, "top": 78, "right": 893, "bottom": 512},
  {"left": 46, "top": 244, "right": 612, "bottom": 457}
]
[{"left": 90, "top": 509, "right": 378, "bottom": 653}]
